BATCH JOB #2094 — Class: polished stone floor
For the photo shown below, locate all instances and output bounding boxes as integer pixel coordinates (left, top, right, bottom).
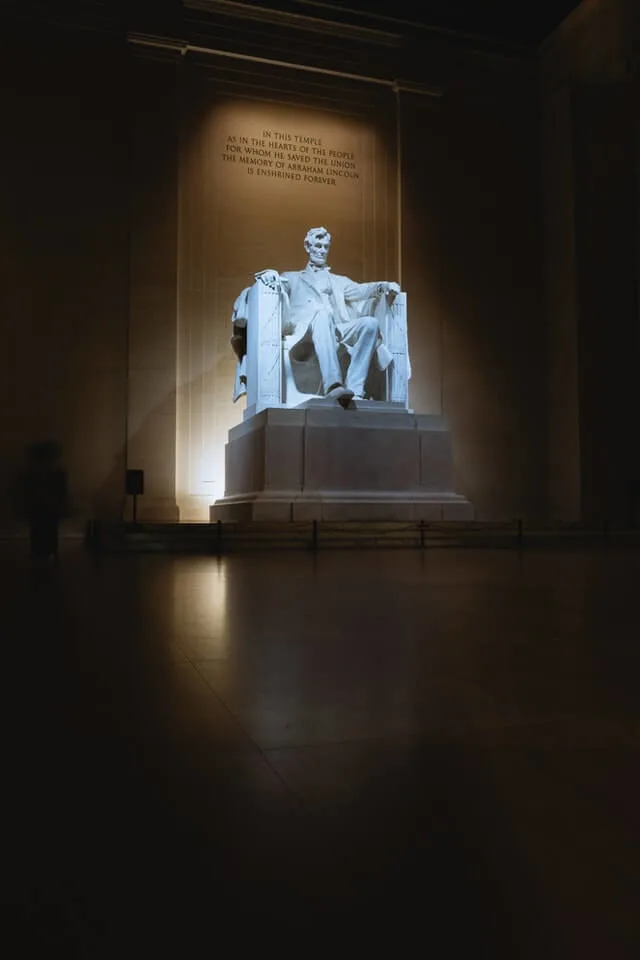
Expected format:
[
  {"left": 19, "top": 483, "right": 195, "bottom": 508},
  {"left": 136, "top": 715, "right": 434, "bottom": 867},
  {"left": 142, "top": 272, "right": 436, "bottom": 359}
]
[{"left": 2, "top": 544, "right": 639, "bottom": 956}]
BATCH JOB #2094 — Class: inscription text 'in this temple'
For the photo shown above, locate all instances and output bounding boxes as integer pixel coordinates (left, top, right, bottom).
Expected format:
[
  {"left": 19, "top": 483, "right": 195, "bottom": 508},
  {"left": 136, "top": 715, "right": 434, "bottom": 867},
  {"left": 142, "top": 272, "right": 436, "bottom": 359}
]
[{"left": 221, "top": 130, "right": 360, "bottom": 187}]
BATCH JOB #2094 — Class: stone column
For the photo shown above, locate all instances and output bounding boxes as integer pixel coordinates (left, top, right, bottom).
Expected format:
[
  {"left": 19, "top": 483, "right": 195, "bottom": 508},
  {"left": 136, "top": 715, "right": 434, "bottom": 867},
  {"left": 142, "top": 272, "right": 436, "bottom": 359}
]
[{"left": 127, "top": 55, "right": 180, "bottom": 521}]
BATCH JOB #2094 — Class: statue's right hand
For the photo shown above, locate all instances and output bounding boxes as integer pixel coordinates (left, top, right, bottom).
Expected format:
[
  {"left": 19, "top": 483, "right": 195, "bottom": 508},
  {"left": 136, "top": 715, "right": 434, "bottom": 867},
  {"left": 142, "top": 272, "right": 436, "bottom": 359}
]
[{"left": 255, "top": 269, "right": 281, "bottom": 290}]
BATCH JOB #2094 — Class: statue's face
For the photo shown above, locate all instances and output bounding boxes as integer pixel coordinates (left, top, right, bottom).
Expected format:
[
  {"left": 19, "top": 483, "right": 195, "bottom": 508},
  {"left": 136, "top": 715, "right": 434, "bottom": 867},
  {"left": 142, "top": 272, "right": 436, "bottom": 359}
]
[{"left": 305, "top": 232, "right": 331, "bottom": 267}]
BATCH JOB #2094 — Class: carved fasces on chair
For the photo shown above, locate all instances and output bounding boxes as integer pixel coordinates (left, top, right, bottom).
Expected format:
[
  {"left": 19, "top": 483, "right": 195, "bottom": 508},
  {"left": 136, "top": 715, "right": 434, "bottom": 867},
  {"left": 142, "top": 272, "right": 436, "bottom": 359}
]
[
  {"left": 384, "top": 292, "right": 409, "bottom": 405},
  {"left": 245, "top": 281, "right": 283, "bottom": 415}
]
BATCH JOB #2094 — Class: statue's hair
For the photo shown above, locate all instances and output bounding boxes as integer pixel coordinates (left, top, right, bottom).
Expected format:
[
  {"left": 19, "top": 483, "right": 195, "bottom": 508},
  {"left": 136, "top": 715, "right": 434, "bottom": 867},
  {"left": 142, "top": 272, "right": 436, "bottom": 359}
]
[{"left": 304, "top": 226, "right": 332, "bottom": 247}]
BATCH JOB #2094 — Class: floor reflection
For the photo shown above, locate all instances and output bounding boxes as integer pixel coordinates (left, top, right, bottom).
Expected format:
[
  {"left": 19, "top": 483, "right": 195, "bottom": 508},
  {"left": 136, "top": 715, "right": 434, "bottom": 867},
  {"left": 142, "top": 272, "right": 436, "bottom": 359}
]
[
  {"left": 170, "top": 557, "right": 230, "bottom": 660},
  {"left": 2, "top": 545, "right": 639, "bottom": 955}
]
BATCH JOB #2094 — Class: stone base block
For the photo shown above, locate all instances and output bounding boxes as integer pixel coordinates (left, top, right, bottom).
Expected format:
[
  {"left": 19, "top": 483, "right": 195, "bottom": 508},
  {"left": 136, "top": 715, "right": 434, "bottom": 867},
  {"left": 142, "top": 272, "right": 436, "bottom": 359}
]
[
  {"left": 211, "top": 404, "right": 473, "bottom": 523},
  {"left": 211, "top": 492, "right": 472, "bottom": 523}
]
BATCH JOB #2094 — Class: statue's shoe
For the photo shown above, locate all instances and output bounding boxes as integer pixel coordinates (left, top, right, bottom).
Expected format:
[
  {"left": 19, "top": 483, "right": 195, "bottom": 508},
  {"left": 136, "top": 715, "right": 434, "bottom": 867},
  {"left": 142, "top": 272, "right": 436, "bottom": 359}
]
[{"left": 326, "top": 385, "right": 354, "bottom": 407}]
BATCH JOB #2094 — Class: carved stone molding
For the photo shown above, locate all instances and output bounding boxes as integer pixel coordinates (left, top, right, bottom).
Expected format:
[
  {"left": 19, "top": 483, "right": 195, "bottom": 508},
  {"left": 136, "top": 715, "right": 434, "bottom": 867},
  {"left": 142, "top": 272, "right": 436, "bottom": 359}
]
[{"left": 184, "top": 0, "right": 402, "bottom": 47}]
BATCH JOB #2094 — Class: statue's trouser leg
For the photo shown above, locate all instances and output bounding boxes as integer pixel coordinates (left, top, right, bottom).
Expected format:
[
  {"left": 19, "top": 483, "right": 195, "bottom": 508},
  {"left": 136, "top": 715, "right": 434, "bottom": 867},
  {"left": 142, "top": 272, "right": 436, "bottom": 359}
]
[
  {"left": 339, "top": 316, "right": 379, "bottom": 396},
  {"left": 309, "top": 310, "right": 342, "bottom": 394}
]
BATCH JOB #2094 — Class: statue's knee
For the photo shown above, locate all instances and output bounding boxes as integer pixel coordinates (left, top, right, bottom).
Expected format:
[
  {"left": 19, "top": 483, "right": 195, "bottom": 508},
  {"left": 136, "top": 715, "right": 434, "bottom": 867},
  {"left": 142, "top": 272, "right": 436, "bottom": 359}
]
[{"left": 311, "top": 310, "right": 333, "bottom": 330}]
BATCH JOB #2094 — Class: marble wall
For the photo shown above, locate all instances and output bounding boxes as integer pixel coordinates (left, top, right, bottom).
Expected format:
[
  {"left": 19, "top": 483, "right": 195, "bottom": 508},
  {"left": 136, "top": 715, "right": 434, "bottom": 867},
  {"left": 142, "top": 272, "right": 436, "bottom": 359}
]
[
  {"left": 0, "top": 28, "right": 130, "bottom": 533},
  {"left": 542, "top": 0, "right": 640, "bottom": 522}
]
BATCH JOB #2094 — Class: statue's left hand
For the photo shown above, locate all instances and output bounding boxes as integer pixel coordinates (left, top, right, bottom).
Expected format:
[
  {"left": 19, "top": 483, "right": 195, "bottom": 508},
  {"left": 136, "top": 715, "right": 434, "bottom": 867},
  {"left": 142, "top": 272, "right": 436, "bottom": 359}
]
[{"left": 379, "top": 281, "right": 401, "bottom": 300}]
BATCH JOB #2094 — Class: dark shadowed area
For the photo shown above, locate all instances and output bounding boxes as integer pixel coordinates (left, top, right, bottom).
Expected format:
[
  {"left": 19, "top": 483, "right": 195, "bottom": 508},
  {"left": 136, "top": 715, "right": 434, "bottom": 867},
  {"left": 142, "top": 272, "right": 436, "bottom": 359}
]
[{"left": 2, "top": 545, "right": 639, "bottom": 955}]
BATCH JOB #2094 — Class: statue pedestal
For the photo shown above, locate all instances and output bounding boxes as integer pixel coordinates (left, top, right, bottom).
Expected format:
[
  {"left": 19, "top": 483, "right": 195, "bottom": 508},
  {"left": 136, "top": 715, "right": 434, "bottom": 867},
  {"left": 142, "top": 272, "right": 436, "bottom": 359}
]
[{"left": 211, "top": 401, "right": 473, "bottom": 522}]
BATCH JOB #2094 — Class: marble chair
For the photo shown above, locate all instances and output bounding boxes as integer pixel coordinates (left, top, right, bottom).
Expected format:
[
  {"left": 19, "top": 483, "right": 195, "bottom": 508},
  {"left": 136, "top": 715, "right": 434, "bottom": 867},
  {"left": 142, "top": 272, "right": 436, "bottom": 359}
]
[{"left": 241, "top": 280, "right": 410, "bottom": 420}]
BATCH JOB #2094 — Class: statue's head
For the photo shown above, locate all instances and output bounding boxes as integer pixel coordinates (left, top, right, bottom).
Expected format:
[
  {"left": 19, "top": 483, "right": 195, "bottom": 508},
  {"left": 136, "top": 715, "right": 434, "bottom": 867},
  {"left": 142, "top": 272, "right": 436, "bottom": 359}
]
[{"left": 304, "top": 226, "right": 332, "bottom": 267}]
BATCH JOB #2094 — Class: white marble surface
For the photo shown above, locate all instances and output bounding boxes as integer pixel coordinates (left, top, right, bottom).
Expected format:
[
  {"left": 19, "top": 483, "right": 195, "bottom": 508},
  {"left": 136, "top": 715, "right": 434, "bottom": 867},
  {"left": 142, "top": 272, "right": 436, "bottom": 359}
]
[
  {"left": 234, "top": 227, "right": 410, "bottom": 415},
  {"left": 212, "top": 407, "right": 473, "bottom": 522}
]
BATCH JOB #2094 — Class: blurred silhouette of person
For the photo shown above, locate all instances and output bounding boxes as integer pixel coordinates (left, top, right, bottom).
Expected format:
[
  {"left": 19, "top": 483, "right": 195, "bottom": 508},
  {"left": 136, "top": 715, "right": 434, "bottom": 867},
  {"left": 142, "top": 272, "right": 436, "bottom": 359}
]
[{"left": 22, "top": 442, "right": 68, "bottom": 561}]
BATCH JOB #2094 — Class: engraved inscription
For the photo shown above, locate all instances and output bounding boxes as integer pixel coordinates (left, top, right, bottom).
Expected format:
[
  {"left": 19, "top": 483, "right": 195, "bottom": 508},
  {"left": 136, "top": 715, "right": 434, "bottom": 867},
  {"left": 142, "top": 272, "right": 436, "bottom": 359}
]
[{"left": 221, "top": 130, "right": 360, "bottom": 188}]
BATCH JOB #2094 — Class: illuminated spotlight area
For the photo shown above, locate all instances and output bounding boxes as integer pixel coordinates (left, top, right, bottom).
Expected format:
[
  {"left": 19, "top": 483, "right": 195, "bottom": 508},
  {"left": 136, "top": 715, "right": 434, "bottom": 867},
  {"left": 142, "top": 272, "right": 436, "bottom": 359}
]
[{"left": 175, "top": 97, "right": 391, "bottom": 520}]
